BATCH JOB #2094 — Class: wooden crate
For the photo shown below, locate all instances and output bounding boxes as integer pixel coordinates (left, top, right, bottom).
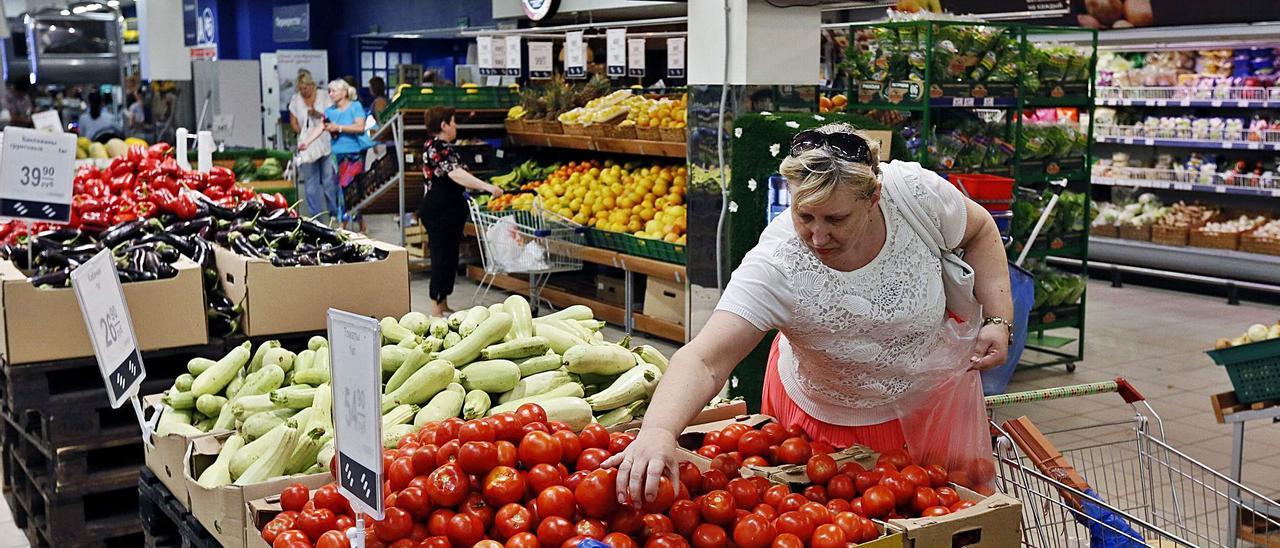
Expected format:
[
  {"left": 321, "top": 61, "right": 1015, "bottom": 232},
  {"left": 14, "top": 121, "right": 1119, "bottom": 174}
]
[
  {"left": 1151, "top": 224, "right": 1190, "bottom": 246},
  {"left": 660, "top": 126, "right": 687, "bottom": 143},
  {"left": 503, "top": 118, "right": 525, "bottom": 133},
  {"left": 3, "top": 415, "right": 143, "bottom": 498},
  {"left": 4, "top": 447, "right": 142, "bottom": 547},
  {"left": 536, "top": 120, "right": 563, "bottom": 134},
  {"left": 1118, "top": 223, "right": 1152, "bottom": 241},
  {"left": 1091, "top": 224, "right": 1118, "bottom": 238},
  {"left": 1241, "top": 234, "right": 1280, "bottom": 256},
  {"left": 1191, "top": 229, "right": 1242, "bottom": 250},
  {"left": 635, "top": 126, "right": 661, "bottom": 141},
  {"left": 604, "top": 123, "right": 637, "bottom": 140},
  {"left": 137, "top": 468, "right": 220, "bottom": 548},
  {"left": 562, "top": 123, "right": 589, "bottom": 136}
]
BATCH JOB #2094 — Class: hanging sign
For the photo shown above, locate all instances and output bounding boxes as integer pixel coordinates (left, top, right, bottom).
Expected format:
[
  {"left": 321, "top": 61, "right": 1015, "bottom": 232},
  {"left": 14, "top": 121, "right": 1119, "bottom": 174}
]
[
  {"left": 565, "top": 31, "right": 586, "bottom": 79},
  {"left": 505, "top": 36, "right": 523, "bottom": 76},
  {"left": 71, "top": 249, "right": 146, "bottom": 409},
  {"left": 477, "top": 36, "right": 495, "bottom": 76},
  {"left": 522, "top": 0, "right": 559, "bottom": 21},
  {"left": 329, "top": 309, "right": 385, "bottom": 520},
  {"left": 491, "top": 38, "right": 507, "bottom": 79},
  {"left": 606, "top": 29, "right": 626, "bottom": 78},
  {"left": 628, "top": 38, "right": 646, "bottom": 78},
  {"left": 32, "top": 110, "right": 62, "bottom": 132},
  {"left": 529, "top": 42, "right": 553, "bottom": 79},
  {"left": 0, "top": 126, "right": 76, "bottom": 223},
  {"left": 667, "top": 38, "right": 686, "bottom": 79}
]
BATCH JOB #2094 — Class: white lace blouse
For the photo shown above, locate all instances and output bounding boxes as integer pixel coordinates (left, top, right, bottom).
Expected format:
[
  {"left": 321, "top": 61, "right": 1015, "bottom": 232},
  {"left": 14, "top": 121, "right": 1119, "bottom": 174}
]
[{"left": 716, "top": 161, "right": 969, "bottom": 426}]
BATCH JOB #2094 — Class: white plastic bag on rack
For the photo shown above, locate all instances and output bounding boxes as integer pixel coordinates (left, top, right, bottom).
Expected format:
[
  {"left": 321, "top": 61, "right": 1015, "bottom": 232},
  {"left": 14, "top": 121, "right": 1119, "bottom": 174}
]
[
  {"left": 888, "top": 317, "right": 998, "bottom": 495},
  {"left": 486, "top": 216, "right": 549, "bottom": 273}
]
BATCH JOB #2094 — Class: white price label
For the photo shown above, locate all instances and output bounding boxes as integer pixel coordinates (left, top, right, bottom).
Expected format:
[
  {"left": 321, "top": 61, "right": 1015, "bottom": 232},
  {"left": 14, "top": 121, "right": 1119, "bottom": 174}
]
[
  {"left": 495, "top": 149, "right": 505, "bottom": 159},
  {"left": 606, "top": 28, "right": 626, "bottom": 78},
  {"left": 1225, "top": 142, "right": 1235, "bottom": 149},
  {"left": 628, "top": 38, "right": 646, "bottom": 77},
  {"left": 1123, "top": 137, "right": 1133, "bottom": 145},
  {"left": 1238, "top": 100, "right": 1250, "bottom": 108},
  {"left": 1143, "top": 138, "right": 1154, "bottom": 146},
  {"left": 1180, "top": 99, "right": 1191, "bottom": 107},
  {"left": 981, "top": 98, "right": 994, "bottom": 107},
  {"left": 1212, "top": 100, "right": 1223, "bottom": 107},
  {"left": 952, "top": 98, "right": 964, "bottom": 107},
  {"left": 32, "top": 110, "right": 62, "bottom": 132},
  {"left": 0, "top": 127, "right": 76, "bottom": 223},
  {"left": 505, "top": 37, "right": 522, "bottom": 76},
  {"left": 666, "top": 38, "right": 685, "bottom": 79},
  {"left": 1155, "top": 100, "right": 1167, "bottom": 107},
  {"left": 565, "top": 31, "right": 586, "bottom": 79},
  {"left": 1248, "top": 141, "right": 1261, "bottom": 150},
  {"left": 528, "top": 42, "right": 553, "bottom": 79},
  {"left": 71, "top": 249, "right": 145, "bottom": 409},
  {"left": 329, "top": 309, "right": 384, "bottom": 520},
  {"left": 475, "top": 153, "right": 484, "bottom": 164},
  {"left": 491, "top": 40, "right": 507, "bottom": 78},
  {"left": 1215, "top": 186, "right": 1226, "bottom": 193},
  {"left": 477, "top": 36, "right": 495, "bottom": 76}
]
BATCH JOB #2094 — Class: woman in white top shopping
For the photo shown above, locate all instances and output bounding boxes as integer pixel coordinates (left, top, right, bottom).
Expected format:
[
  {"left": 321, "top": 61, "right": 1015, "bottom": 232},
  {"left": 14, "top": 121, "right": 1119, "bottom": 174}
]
[
  {"left": 291, "top": 71, "right": 336, "bottom": 222},
  {"left": 606, "top": 124, "right": 1014, "bottom": 504}
]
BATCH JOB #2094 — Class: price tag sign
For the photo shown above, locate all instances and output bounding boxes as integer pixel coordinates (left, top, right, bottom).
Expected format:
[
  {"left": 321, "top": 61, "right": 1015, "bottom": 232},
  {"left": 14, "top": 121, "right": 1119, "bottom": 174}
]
[
  {"left": 606, "top": 28, "right": 626, "bottom": 78},
  {"left": 529, "top": 42, "right": 553, "bottom": 79},
  {"left": 329, "top": 309, "right": 384, "bottom": 520},
  {"left": 666, "top": 37, "right": 685, "bottom": 79},
  {"left": 32, "top": 110, "right": 62, "bottom": 132},
  {"left": 477, "top": 36, "right": 495, "bottom": 76},
  {"left": 505, "top": 36, "right": 522, "bottom": 76},
  {"left": 491, "top": 39, "right": 507, "bottom": 79},
  {"left": 627, "top": 38, "right": 646, "bottom": 77},
  {"left": 71, "top": 249, "right": 145, "bottom": 408},
  {"left": 565, "top": 31, "right": 586, "bottom": 79},
  {"left": 0, "top": 126, "right": 76, "bottom": 223}
]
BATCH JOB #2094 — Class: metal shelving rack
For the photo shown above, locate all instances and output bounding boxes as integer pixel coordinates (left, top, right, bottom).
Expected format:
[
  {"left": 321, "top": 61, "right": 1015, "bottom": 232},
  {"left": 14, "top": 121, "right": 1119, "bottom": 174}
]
[{"left": 838, "top": 21, "right": 1099, "bottom": 371}]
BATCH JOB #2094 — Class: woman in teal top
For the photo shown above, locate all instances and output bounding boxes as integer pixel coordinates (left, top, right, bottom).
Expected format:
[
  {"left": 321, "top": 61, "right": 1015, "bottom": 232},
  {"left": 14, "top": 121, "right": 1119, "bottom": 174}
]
[{"left": 324, "top": 79, "right": 369, "bottom": 231}]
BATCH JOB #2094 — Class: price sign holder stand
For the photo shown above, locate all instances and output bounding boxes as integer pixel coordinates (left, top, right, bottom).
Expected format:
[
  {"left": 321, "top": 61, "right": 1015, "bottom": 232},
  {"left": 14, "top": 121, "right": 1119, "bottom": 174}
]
[
  {"left": 69, "top": 248, "right": 154, "bottom": 447},
  {"left": 328, "top": 308, "right": 383, "bottom": 547}
]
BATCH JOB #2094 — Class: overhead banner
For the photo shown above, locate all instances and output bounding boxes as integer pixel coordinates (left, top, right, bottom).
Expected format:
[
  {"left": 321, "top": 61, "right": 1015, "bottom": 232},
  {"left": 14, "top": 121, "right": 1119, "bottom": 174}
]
[
  {"left": 606, "top": 29, "right": 626, "bottom": 78},
  {"left": 273, "top": 3, "right": 310, "bottom": 43},
  {"left": 182, "top": 0, "right": 217, "bottom": 48},
  {"left": 529, "top": 42, "right": 553, "bottom": 79},
  {"left": 936, "top": 0, "right": 1280, "bottom": 30}
]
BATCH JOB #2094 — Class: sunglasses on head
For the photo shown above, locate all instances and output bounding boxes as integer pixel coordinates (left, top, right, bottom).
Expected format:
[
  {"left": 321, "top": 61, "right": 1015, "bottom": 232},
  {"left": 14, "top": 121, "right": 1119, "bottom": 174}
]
[{"left": 789, "top": 129, "right": 873, "bottom": 164}]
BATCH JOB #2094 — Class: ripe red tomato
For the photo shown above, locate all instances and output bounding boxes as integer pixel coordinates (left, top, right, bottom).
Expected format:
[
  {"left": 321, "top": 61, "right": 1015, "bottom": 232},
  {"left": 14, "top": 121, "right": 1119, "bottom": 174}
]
[
  {"left": 832, "top": 512, "right": 863, "bottom": 541},
  {"left": 900, "top": 465, "right": 930, "bottom": 489},
  {"left": 642, "top": 476, "right": 677, "bottom": 514},
  {"left": 773, "top": 511, "right": 814, "bottom": 541},
  {"left": 576, "top": 447, "right": 612, "bottom": 471},
  {"left": 527, "top": 463, "right": 564, "bottom": 493},
  {"left": 484, "top": 465, "right": 527, "bottom": 507},
  {"left": 936, "top": 486, "right": 960, "bottom": 507},
  {"left": 770, "top": 533, "right": 804, "bottom": 548},
  {"left": 387, "top": 457, "right": 415, "bottom": 491},
  {"left": 602, "top": 532, "right": 638, "bottom": 548},
  {"left": 273, "top": 530, "right": 310, "bottom": 548},
  {"left": 925, "top": 464, "right": 949, "bottom": 487},
  {"left": 878, "top": 448, "right": 912, "bottom": 470},
  {"left": 720, "top": 424, "right": 752, "bottom": 451},
  {"left": 474, "top": 541, "right": 504, "bottom": 548},
  {"left": 522, "top": 422, "right": 550, "bottom": 436},
  {"left": 458, "top": 441, "right": 500, "bottom": 475},
  {"left": 802, "top": 485, "right": 827, "bottom": 503},
  {"left": 779, "top": 494, "right": 808, "bottom": 513},
  {"left": 492, "top": 412, "right": 524, "bottom": 442},
  {"left": 608, "top": 433, "right": 636, "bottom": 454},
  {"left": 854, "top": 469, "right": 883, "bottom": 495},
  {"left": 444, "top": 512, "right": 484, "bottom": 546},
  {"left": 709, "top": 453, "right": 742, "bottom": 479},
  {"left": 911, "top": 486, "right": 940, "bottom": 515},
  {"left": 826, "top": 498, "right": 851, "bottom": 515},
  {"left": 536, "top": 485, "right": 576, "bottom": 519},
  {"left": 805, "top": 454, "right": 838, "bottom": 484},
  {"left": 951, "top": 500, "right": 976, "bottom": 512},
  {"left": 762, "top": 485, "right": 789, "bottom": 508},
  {"left": 575, "top": 469, "right": 620, "bottom": 518},
  {"left": 441, "top": 418, "right": 464, "bottom": 441},
  {"left": 537, "top": 516, "right": 575, "bottom": 547},
  {"left": 696, "top": 445, "right": 723, "bottom": 459},
  {"left": 827, "top": 474, "right": 855, "bottom": 501},
  {"left": 313, "top": 485, "right": 351, "bottom": 515},
  {"left": 436, "top": 439, "right": 460, "bottom": 467},
  {"left": 753, "top": 503, "right": 778, "bottom": 521},
  {"left": 425, "top": 463, "right": 470, "bottom": 507},
  {"left": 699, "top": 490, "right": 737, "bottom": 525},
  {"left": 759, "top": 423, "right": 788, "bottom": 445},
  {"left": 395, "top": 486, "right": 430, "bottom": 518},
  {"left": 742, "top": 456, "right": 769, "bottom": 467},
  {"left": 678, "top": 462, "right": 703, "bottom": 494},
  {"left": 578, "top": 424, "right": 610, "bottom": 449},
  {"left": 564, "top": 470, "right": 590, "bottom": 492},
  {"left": 669, "top": 499, "right": 702, "bottom": 535},
  {"left": 459, "top": 420, "right": 497, "bottom": 443},
  {"left": 809, "top": 523, "right": 846, "bottom": 548},
  {"left": 412, "top": 445, "right": 440, "bottom": 475},
  {"left": 575, "top": 518, "right": 607, "bottom": 539},
  {"left": 700, "top": 470, "right": 728, "bottom": 493},
  {"left": 726, "top": 478, "right": 759, "bottom": 510},
  {"left": 776, "top": 438, "right": 812, "bottom": 465},
  {"left": 872, "top": 463, "right": 898, "bottom": 477},
  {"left": 645, "top": 533, "right": 689, "bottom": 548},
  {"left": 280, "top": 484, "right": 309, "bottom": 512},
  {"left": 861, "top": 486, "right": 895, "bottom": 519},
  {"left": 315, "top": 530, "right": 350, "bottom": 548},
  {"left": 427, "top": 509, "right": 454, "bottom": 537},
  {"left": 494, "top": 440, "right": 518, "bottom": 468},
  {"left": 505, "top": 531, "right": 540, "bottom": 548},
  {"left": 731, "top": 513, "right": 776, "bottom": 548},
  {"left": 608, "top": 507, "right": 644, "bottom": 536},
  {"left": 493, "top": 503, "right": 534, "bottom": 540},
  {"left": 880, "top": 473, "right": 917, "bottom": 507},
  {"left": 516, "top": 403, "right": 548, "bottom": 425},
  {"left": 922, "top": 505, "right": 951, "bottom": 517},
  {"left": 553, "top": 430, "right": 583, "bottom": 465},
  {"left": 378, "top": 508, "right": 414, "bottom": 542},
  {"left": 261, "top": 516, "right": 294, "bottom": 543},
  {"left": 702, "top": 431, "right": 723, "bottom": 448},
  {"left": 799, "top": 501, "right": 832, "bottom": 527},
  {"left": 519, "top": 431, "right": 563, "bottom": 467},
  {"left": 736, "top": 431, "right": 770, "bottom": 458},
  {"left": 691, "top": 523, "right": 728, "bottom": 548}
]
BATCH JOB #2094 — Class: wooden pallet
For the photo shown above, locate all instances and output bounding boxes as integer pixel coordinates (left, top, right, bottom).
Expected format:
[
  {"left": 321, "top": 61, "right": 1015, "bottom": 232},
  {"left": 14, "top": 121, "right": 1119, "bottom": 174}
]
[
  {"left": 1211, "top": 391, "right": 1278, "bottom": 424},
  {"left": 137, "top": 468, "right": 220, "bottom": 548},
  {"left": 5, "top": 445, "right": 143, "bottom": 547},
  {"left": 4, "top": 414, "right": 144, "bottom": 497}
]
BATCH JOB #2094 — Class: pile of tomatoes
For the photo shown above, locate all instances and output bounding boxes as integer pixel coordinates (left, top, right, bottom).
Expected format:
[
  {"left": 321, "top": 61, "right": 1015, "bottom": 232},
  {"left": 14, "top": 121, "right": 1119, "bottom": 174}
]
[
  {"left": 260, "top": 405, "right": 980, "bottom": 548},
  {"left": 691, "top": 421, "right": 836, "bottom": 467}
]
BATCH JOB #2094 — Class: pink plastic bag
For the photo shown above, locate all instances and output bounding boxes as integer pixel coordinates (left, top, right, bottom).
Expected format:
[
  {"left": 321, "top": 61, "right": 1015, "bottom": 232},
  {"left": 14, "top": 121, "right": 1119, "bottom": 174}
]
[{"left": 889, "top": 318, "right": 997, "bottom": 494}]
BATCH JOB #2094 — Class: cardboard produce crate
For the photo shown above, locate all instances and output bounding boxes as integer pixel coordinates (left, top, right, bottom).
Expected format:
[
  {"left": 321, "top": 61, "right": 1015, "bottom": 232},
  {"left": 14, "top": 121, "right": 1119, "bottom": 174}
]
[
  {"left": 643, "top": 276, "right": 687, "bottom": 324},
  {"left": 606, "top": 398, "right": 748, "bottom": 433},
  {"left": 889, "top": 485, "right": 1022, "bottom": 547},
  {"left": 0, "top": 257, "right": 207, "bottom": 365},
  {"left": 214, "top": 237, "right": 410, "bottom": 336},
  {"left": 184, "top": 432, "right": 331, "bottom": 547},
  {"left": 677, "top": 414, "right": 878, "bottom": 485},
  {"left": 141, "top": 394, "right": 225, "bottom": 507}
]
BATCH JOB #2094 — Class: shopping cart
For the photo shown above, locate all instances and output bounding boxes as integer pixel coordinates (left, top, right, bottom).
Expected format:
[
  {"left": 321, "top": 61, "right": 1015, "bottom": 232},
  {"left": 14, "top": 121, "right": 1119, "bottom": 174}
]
[
  {"left": 985, "top": 379, "right": 1280, "bottom": 547},
  {"left": 468, "top": 195, "right": 585, "bottom": 314}
]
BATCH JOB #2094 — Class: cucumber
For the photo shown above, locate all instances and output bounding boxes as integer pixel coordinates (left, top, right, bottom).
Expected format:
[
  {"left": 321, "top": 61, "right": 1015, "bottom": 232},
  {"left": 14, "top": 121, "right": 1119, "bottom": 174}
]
[
  {"left": 196, "top": 434, "right": 245, "bottom": 488},
  {"left": 460, "top": 359, "right": 521, "bottom": 393},
  {"left": 517, "top": 353, "right": 563, "bottom": 377},
  {"left": 458, "top": 306, "right": 490, "bottom": 338},
  {"left": 564, "top": 343, "right": 639, "bottom": 376},
  {"left": 414, "top": 383, "right": 466, "bottom": 425},
  {"left": 187, "top": 357, "right": 217, "bottom": 376},
  {"left": 196, "top": 394, "right": 228, "bottom": 417},
  {"left": 308, "top": 336, "right": 328, "bottom": 351},
  {"left": 381, "top": 345, "right": 415, "bottom": 373},
  {"left": 462, "top": 390, "right": 491, "bottom": 419},
  {"left": 382, "top": 359, "right": 455, "bottom": 412},
  {"left": 191, "top": 341, "right": 252, "bottom": 397},
  {"left": 399, "top": 311, "right": 431, "bottom": 335},
  {"left": 488, "top": 383, "right": 587, "bottom": 415},
  {"left": 174, "top": 373, "right": 195, "bottom": 392},
  {"left": 482, "top": 337, "right": 550, "bottom": 360},
  {"left": 248, "top": 340, "right": 281, "bottom": 374},
  {"left": 435, "top": 312, "right": 512, "bottom": 367},
  {"left": 262, "top": 347, "right": 297, "bottom": 373}
]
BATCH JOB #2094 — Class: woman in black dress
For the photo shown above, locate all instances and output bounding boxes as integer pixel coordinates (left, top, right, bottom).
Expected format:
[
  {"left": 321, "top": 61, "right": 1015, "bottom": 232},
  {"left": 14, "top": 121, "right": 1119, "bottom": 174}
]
[{"left": 419, "top": 106, "right": 504, "bottom": 317}]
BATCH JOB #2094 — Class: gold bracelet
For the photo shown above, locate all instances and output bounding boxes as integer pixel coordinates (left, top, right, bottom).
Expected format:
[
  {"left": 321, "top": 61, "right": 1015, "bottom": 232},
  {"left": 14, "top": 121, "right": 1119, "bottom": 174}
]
[{"left": 982, "top": 316, "right": 1014, "bottom": 345}]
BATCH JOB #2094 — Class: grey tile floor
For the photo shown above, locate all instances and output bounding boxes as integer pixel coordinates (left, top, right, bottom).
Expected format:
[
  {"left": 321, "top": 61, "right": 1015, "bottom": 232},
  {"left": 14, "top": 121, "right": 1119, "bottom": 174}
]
[{"left": 0, "top": 215, "right": 1275, "bottom": 545}]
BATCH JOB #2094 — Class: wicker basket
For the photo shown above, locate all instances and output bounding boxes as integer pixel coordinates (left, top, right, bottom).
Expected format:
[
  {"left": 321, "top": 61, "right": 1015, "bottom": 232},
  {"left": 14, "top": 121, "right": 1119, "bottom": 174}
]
[
  {"left": 1190, "top": 229, "right": 1242, "bottom": 250},
  {"left": 635, "top": 126, "right": 662, "bottom": 141},
  {"left": 1118, "top": 223, "right": 1152, "bottom": 241},
  {"left": 537, "top": 120, "right": 563, "bottom": 134},
  {"left": 1091, "top": 224, "right": 1119, "bottom": 238},
  {"left": 604, "top": 123, "right": 637, "bottom": 140},
  {"left": 562, "top": 123, "right": 589, "bottom": 136},
  {"left": 1151, "top": 224, "right": 1190, "bottom": 246},
  {"left": 504, "top": 118, "right": 525, "bottom": 133},
  {"left": 660, "top": 127, "right": 687, "bottom": 143},
  {"left": 584, "top": 124, "right": 608, "bottom": 138},
  {"left": 1241, "top": 234, "right": 1280, "bottom": 256}
]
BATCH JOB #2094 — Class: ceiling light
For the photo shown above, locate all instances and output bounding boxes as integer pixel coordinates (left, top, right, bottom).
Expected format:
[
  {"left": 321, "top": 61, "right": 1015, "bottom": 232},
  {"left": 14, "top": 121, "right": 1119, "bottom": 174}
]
[
  {"left": 107, "top": 0, "right": 119, "bottom": 6},
  {"left": 59, "top": 10, "right": 69, "bottom": 15}
]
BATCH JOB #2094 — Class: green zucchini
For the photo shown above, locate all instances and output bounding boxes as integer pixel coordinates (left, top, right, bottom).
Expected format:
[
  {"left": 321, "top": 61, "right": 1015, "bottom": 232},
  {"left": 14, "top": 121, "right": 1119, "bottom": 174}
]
[
  {"left": 488, "top": 382, "right": 587, "bottom": 415},
  {"left": 381, "top": 345, "right": 414, "bottom": 373},
  {"left": 435, "top": 312, "right": 512, "bottom": 367},
  {"left": 442, "top": 331, "right": 461, "bottom": 349},
  {"left": 382, "top": 359, "right": 455, "bottom": 412},
  {"left": 248, "top": 340, "right": 281, "bottom": 374},
  {"left": 384, "top": 348, "right": 430, "bottom": 393},
  {"left": 415, "top": 383, "right": 466, "bottom": 425},
  {"left": 504, "top": 295, "right": 534, "bottom": 339},
  {"left": 507, "top": 369, "right": 574, "bottom": 402},
  {"left": 517, "top": 353, "right": 563, "bottom": 377},
  {"left": 308, "top": 336, "right": 328, "bottom": 351},
  {"left": 237, "top": 364, "right": 285, "bottom": 399},
  {"left": 462, "top": 390, "right": 491, "bottom": 419},
  {"left": 196, "top": 394, "right": 228, "bottom": 417},
  {"left": 187, "top": 357, "right": 217, "bottom": 376},
  {"left": 262, "top": 347, "right": 297, "bottom": 373},
  {"left": 174, "top": 373, "right": 195, "bottom": 392},
  {"left": 382, "top": 317, "right": 415, "bottom": 344},
  {"left": 563, "top": 342, "right": 639, "bottom": 376},
  {"left": 191, "top": 341, "right": 252, "bottom": 397},
  {"left": 428, "top": 317, "right": 450, "bottom": 338},
  {"left": 458, "top": 306, "right": 490, "bottom": 337},
  {"left": 196, "top": 434, "right": 245, "bottom": 488},
  {"left": 234, "top": 425, "right": 300, "bottom": 485},
  {"left": 293, "top": 347, "right": 330, "bottom": 386},
  {"left": 460, "top": 359, "right": 521, "bottom": 393},
  {"left": 163, "top": 390, "right": 195, "bottom": 410},
  {"left": 482, "top": 337, "right": 551, "bottom": 360},
  {"left": 242, "top": 408, "right": 296, "bottom": 440},
  {"left": 399, "top": 311, "right": 431, "bottom": 335}
]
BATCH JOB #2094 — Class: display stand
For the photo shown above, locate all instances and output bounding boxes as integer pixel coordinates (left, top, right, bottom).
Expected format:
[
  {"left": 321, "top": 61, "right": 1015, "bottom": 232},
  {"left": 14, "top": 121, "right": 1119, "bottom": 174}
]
[{"left": 1210, "top": 391, "right": 1280, "bottom": 547}]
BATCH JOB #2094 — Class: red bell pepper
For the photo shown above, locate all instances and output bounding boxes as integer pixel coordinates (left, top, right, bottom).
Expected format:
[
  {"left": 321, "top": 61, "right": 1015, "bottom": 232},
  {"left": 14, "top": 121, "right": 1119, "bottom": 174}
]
[
  {"left": 129, "top": 184, "right": 151, "bottom": 203},
  {"left": 112, "top": 210, "right": 138, "bottom": 224},
  {"left": 133, "top": 201, "right": 158, "bottom": 219},
  {"left": 108, "top": 157, "right": 136, "bottom": 178},
  {"left": 261, "top": 192, "right": 289, "bottom": 210},
  {"left": 109, "top": 173, "right": 136, "bottom": 194},
  {"left": 159, "top": 157, "right": 180, "bottom": 177},
  {"left": 82, "top": 178, "right": 108, "bottom": 198},
  {"left": 172, "top": 193, "right": 197, "bottom": 220},
  {"left": 147, "top": 143, "right": 172, "bottom": 160},
  {"left": 204, "top": 186, "right": 227, "bottom": 200},
  {"left": 208, "top": 167, "right": 236, "bottom": 189},
  {"left": 138, "top": 157, "right": 159, "bottom": 174},
  {"left": 150, "top": 174, "right": 178, "bottom": 193},
  {"left": 216, "top": 196, "right": 239, "bottom": 208},
  {"left": 72, "top": 193, "right": 103, "bottom": 212},
  {"left": 79, "top": 211, "right": 111, "bottom": 233},
  {"left": 126, "top": 145, "right": 145, "bottom": 164},
  {"left": 180, "top": 172, "right": 208, "bottom": 192},
  {"left": 235, "top": 186, "right": 256, "bottom": 201}
]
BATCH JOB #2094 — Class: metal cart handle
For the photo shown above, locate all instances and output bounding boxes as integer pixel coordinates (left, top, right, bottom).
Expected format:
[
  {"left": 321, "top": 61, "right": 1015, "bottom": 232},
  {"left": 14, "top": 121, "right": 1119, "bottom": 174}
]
[{"left": 985, "top": 377, "right": 1147, "bottom": 408}]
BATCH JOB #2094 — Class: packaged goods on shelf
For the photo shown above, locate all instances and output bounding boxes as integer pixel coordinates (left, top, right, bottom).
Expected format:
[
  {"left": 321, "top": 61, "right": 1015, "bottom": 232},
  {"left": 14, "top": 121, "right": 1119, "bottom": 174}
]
[{"left": 1098, "top": 48, "right": 1280, "bottom": 97}]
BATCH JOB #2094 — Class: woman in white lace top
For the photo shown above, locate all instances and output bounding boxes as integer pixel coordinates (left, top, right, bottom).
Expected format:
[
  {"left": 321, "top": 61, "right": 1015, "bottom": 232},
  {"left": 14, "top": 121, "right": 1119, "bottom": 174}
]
[{"left": 606, "top": 124, "right": 1013, "bottom": 504}]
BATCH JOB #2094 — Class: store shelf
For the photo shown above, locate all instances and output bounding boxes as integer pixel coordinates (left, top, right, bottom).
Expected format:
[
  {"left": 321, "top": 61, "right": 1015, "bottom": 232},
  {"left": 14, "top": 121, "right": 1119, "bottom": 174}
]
[
  {"left": 928, "top": 96, "right": 1019, "bottom": 108},
  {"left": 1088, "top": 236, "right": 1280, "bottom": 286},
  {"left": 1094, "top": 175, "right": 1280, "bottom": 198},
  {"left": 1027, "top": 303, "right": 1084, "bottom": 331},
  {"left": 507, "top": 131, "right": 686, "bottom": 158},
  {"left": 1025, "top": 96, "right": 1094, "bottom": 108},
  {"left": 1095, "top": 127, "right": 1280, "bottom": 151},
  {"left": 1010, "top": 232, "right": 1087, "bottom": 260},
  {"left": 1096, "top": 86, "right": 1280, "bottom": 108}
]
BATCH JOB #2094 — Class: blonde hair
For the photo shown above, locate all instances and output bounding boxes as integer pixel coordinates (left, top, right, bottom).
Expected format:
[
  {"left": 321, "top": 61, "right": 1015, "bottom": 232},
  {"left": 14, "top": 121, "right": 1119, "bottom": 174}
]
[
  {"left": 328, "top": 79, "right": 357, "bottom": 101},
  {"left": 296, "top": 71, "right": 315, "bottom": 90},
  {"left": 778, "top": 124, "right": 882, "bottom": 209}
]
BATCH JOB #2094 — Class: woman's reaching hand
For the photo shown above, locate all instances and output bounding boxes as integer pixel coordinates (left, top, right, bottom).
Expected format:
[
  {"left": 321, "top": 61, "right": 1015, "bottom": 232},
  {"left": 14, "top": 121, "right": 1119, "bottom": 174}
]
[
  {"left": 969, "top": 323, "right": 1009, "bottom": 371},
  {"left": 601, "top": 428, "right": 681, "bottom": 507}
]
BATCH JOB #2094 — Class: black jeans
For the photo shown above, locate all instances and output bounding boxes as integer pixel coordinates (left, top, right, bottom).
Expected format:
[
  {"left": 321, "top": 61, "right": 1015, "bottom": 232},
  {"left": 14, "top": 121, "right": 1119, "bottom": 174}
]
[{"left": 420, "top": 192, "right": 468, "bottom": 303}]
